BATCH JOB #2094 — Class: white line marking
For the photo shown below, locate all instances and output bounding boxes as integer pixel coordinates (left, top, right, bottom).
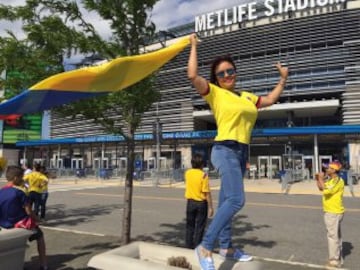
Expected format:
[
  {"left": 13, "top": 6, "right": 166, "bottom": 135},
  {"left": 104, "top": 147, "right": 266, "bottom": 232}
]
[
  {"left": 41, "top": 226, "right": 106, "bottom": 237},
  {"left": 253, "top": 256, "right": 349, "bottom": 269}
]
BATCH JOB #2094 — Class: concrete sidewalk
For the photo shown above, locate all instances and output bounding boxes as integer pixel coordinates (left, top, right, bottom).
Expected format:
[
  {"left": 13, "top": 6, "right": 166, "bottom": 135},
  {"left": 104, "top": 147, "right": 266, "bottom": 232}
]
[
  {"left": 45, "top": 176, "right": 359, "bottom": 197},
  {"left": 242, "top": 178, "right": 359, "bottom": 197}
]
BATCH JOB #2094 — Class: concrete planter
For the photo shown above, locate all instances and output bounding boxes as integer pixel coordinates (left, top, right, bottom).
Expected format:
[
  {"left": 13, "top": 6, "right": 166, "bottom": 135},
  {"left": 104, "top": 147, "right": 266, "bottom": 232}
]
[
  {"left": 88, "top": 241, "right": 262, "bottom": 270},
  {"left": 0, "top": 228, "right": 32, "bottom": 270}
]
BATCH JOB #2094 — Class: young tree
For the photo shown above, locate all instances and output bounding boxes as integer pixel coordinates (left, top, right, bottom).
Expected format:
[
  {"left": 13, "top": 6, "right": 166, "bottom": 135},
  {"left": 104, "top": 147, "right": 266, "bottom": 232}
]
[
  {"left": 0, "top": 0, "right": 161, "bottom": 244},
  {"left": 0, "top": 1, "right": 89, "bottom": 98}
]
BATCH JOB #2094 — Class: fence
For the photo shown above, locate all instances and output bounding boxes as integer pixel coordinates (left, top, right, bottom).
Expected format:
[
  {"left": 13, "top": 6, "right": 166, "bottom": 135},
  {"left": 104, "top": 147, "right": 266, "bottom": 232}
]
[{"left": 48, "top": 168, "right": 189, "bottom": 184}]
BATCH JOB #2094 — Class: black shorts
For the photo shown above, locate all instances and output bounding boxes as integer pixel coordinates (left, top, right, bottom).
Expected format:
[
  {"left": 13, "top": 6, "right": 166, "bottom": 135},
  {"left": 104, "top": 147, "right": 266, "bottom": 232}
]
[{"left": 28, "top": 226, "right": 43, "bottom": 242}]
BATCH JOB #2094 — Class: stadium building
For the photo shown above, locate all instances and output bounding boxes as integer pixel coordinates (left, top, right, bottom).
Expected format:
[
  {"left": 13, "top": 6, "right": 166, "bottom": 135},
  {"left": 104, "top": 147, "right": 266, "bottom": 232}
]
[{"left": 16, "top": 0, "right": 360, "bottom": 180}]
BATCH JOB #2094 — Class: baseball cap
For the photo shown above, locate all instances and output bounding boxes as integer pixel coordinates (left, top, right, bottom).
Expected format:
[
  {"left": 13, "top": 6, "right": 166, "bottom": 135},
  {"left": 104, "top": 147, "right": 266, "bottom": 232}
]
[{"left": 325, "top": 161, "right": 342, "bottom": 171}]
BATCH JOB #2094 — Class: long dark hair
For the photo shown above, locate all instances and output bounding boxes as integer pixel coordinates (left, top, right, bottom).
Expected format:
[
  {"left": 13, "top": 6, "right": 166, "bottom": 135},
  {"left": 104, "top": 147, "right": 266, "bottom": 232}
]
[{"left": 210, "top": 55, "right": 237, "bottom": 85}]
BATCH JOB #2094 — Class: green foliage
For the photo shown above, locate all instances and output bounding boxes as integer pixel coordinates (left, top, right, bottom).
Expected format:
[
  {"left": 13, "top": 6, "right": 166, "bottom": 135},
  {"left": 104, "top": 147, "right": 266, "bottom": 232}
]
[
  {"left": 82, "top": 0, "right": 157, "bottom": 55},
  {"left": 0, "top": 1, "right": 91, "bottom": 98}
]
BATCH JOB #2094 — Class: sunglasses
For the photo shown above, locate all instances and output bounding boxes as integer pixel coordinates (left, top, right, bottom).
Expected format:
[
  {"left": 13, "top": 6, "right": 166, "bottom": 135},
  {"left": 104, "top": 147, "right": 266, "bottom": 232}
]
[{"left": 216, "top": 68, "right": 236, "bottom": 78}]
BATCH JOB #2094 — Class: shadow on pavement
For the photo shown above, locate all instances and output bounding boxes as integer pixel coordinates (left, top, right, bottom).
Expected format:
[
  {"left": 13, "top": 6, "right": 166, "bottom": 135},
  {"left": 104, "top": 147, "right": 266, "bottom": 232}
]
[
  {"left": 25, "top": 252, "right": 91, "bottom": 270},
  {"left": 25, "top": 229, "right": 121, "bottom": 270},
  {"left": 133, "top": 214, "right": 277, "bottom": 250},
  {"left": 44, "top": 203, "right": 122, "bottom": 227},
  {"left": 343, "top": 241, "right": 353, "bottom": 258}
]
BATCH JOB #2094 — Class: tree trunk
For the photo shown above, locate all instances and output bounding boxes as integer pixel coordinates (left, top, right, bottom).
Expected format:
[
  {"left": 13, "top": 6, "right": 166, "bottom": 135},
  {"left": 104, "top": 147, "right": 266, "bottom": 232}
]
[{"left": 121, "top": 137, "right": 135, "bottom": 245}]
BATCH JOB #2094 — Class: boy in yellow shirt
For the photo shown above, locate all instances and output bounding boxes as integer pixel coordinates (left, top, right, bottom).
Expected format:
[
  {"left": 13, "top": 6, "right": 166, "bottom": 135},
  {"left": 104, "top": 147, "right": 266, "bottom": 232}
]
[
  {"left": 315, "top": 161, "right": 345, "bottom": 268},
  {"left": 184, "top": 153, "right": 213, "bottom": 249}
]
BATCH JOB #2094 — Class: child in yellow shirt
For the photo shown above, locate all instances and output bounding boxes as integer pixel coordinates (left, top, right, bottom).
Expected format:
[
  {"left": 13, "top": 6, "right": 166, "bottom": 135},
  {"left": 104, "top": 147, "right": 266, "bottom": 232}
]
[{"left": 184, "top": 153, "right": 213, "bottom": 249}]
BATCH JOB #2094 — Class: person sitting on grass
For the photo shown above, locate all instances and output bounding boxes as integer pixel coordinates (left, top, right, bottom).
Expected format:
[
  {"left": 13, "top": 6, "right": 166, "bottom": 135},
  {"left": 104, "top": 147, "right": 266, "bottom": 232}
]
[{"left": 0, "top": 165, "right": 48, "bottom": 270}]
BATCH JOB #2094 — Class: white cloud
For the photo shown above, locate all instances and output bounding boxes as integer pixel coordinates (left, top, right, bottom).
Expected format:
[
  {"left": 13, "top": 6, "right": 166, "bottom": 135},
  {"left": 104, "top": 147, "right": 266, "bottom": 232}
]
[
  {"left": 151, "top": 0, "right": 246, "bottom": 30},
  {"left": 0, "top": 0, "right": 250, "bottom": 38},
  {"left": 0, "top": 0, "right": 251, "bottom": 63}
]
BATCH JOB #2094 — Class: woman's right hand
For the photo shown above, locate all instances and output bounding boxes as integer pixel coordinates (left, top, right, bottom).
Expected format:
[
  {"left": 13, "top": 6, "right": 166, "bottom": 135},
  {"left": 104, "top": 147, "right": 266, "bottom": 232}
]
[
  {"left": 189, "top": 33, "right": 198, "bottom": 46},
  {"left": 275, "top": 62, "right": 288, "bottom": 79}
]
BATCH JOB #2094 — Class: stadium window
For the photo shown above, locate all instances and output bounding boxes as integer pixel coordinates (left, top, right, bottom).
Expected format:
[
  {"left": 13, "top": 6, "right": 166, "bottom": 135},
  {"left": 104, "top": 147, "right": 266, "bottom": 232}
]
[
  {"left": 240, "top": 77, "right": 252, "bottom": 83},
  {"left": 329, "top": 81, "right": 345, "bottom": 87},
  {"left": 295, "top": 70, "right": 311, "bottom": 78},
  {"left": 296, "top": 83, "right": 312, "bottom": 90},
  {"left": 328, "top": 66, "right": 344, "bottom": 74},
  {"left": 240, "top": 54, "right": 252, "bottom": 60},
  {"left": 253, "top": 75, "right": 266, "bottom": 83},
  {"left": 312, "top": 68, "right": 328, "bottom": 75},
  {"left": 280, "top": 48, "right": 288, "bottom": 55},
  {"left": 252, "top": 52, "right": 265, "bottom": 58},
  {"left": 295, "top": 44, "right": 310, "bottom": 52},
  {"left": 266, "top": 49, "right": 279, "bottom": 57},
  {"left": 327, "top": 40, "right": 343, "bottom": 47},
  {"left": 267, "top": 73, "right": 278, "bottom": 80},
  {"left": 312, "top": 82, "right": 328, "bottom": 89},
  {"left": 312, "top": 42, "right": 326, "bottom": 50}
]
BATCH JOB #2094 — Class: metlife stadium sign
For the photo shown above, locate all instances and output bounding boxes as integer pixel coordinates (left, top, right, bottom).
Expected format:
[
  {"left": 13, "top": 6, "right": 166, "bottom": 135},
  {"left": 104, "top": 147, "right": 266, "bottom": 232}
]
[{"left": 195, "top": 0, "right": 346, "bottom": 32}]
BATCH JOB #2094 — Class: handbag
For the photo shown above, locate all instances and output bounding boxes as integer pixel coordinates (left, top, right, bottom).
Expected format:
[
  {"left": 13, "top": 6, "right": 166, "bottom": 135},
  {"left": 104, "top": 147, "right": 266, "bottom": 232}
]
[{"left": 14, "top": 216, "right": 37, "bottom": 230}]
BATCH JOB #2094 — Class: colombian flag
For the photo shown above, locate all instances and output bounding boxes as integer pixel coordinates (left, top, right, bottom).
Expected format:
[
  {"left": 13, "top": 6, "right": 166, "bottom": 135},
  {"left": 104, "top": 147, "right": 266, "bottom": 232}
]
[{"left": 0, "top": 36, "right": 190, "bottom": 115}]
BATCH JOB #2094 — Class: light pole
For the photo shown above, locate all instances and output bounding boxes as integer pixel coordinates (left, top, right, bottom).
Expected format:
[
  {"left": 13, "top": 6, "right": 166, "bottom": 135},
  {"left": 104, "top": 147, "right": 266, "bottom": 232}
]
[{"left": 153, "top": 117, "right": 162, "bottom": 185}]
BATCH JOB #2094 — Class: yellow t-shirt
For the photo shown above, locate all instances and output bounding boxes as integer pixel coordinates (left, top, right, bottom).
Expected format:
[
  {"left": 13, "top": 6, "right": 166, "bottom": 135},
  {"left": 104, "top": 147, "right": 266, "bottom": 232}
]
[
  {"left": 184, "top": 169, "right": 210, "bottom": 201},
  {"left": 23, "top": 171, "right": 48, "bottom": 194},
  {"left": 322, "top": 176, "right": 345, "bottom": 214},
  {"left": 203, "top": 83, "right": 259, "bottom": 144}
]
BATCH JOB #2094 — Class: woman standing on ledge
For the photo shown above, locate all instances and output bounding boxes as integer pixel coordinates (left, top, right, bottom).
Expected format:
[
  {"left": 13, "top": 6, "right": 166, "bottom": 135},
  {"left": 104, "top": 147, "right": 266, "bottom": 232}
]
[{"left": 187, "top": 33, "right": 288, "bottom": 270}]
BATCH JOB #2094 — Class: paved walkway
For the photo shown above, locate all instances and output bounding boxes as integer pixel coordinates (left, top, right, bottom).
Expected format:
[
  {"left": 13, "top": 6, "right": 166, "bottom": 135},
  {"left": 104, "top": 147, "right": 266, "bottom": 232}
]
[
  {"left": 24, "top": 228, "right": 340, "bottom": 270},
  {"left": 3, "top": 177, "right": 356, "bottom": 269},
  {"left": 47, "top": 176, "right": 360, "bottom": 197}
]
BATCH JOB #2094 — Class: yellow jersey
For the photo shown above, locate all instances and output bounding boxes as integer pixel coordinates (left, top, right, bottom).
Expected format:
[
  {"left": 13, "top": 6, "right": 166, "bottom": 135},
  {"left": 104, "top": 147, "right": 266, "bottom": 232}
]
[
  {"left": 23, "top": 171, "right": 48, "bottom": 194},
  {"left": 184, "top": 169, "right": 210, "bottom": 201},
  {"left": 203, "top": 83, "right": 259, "bottom": 144},
  {"left": 322, "top": 176, "right": 345, "bottom": 214}
]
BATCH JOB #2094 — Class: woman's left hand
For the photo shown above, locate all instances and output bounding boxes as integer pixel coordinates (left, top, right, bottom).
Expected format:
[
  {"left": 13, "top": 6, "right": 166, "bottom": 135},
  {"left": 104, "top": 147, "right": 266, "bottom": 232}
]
[{"left": 275, "top": 62, "right": 288, "bottom": 79}]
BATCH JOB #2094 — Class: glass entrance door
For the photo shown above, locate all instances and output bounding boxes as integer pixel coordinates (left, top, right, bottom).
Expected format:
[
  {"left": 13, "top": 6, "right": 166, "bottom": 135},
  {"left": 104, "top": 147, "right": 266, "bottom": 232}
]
[
  {"left": 269, "top": 156, "right": 282, "bottom": 179},
  {"left": 303, "top": 155, "right": 314, "bottom": 179},
  {"left": 71, "top": 158, "right": 83, "bottom": 169},
  {"left": 258, "top": 156, "right": 269, "bottom": 178},
  {"left": 118, "top": 157, "right": 127, "bottom": 170},
  {"left": 93, "top": 158, "right": 109, "bottom": 169}
]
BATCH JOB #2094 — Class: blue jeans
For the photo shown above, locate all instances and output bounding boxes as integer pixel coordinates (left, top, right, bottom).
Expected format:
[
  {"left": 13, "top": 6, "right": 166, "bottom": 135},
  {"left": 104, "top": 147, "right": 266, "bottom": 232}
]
[
  {"left": 29, "top": 191, "right": 41, "bottom": 217},
  {"left": 201, "top": 142, "right": 248, "bottom": 251},
  {"left": 39, "top": 192, "right": 49, "bottom": 219}
]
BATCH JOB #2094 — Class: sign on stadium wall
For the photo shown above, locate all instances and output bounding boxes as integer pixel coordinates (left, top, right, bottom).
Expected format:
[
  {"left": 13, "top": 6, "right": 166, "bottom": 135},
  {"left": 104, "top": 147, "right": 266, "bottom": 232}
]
[{"left": 195, "top": 0, "right": 346, "bottom": 32}]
